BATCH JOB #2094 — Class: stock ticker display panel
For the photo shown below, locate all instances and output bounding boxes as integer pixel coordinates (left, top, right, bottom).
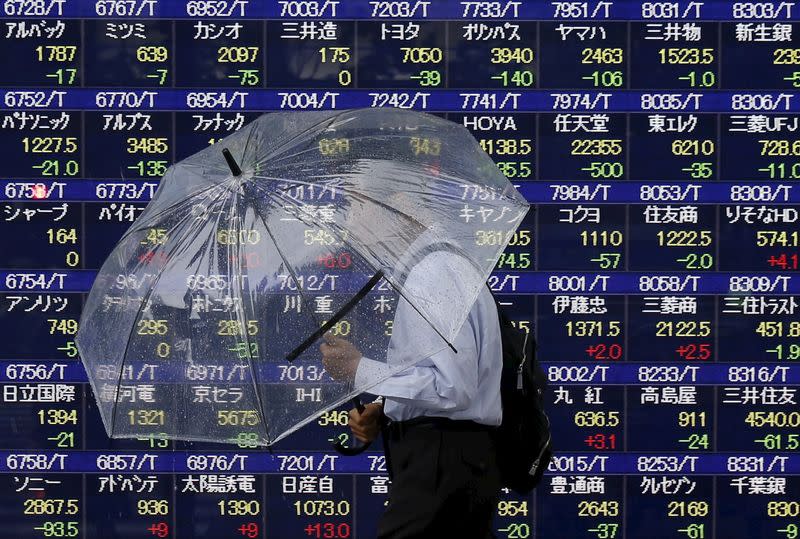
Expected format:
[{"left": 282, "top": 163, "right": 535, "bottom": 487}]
[{"left": 2, "top": 1, "right": 800, "bottom": 538}]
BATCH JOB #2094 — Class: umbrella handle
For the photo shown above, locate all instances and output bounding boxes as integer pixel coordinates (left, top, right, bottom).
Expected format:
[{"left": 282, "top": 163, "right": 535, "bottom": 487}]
[{"left": 332, "top": 397, "right": 373, "bottom": 456}]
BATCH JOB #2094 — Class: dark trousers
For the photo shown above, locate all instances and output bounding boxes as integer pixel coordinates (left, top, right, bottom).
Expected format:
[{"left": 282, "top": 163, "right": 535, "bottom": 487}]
[{"left": 377, "top": 419, "right": 501, "bottom": 539}]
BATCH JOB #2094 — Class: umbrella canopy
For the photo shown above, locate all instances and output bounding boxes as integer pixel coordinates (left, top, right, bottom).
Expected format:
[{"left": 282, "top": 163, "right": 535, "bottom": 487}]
[{"left": 76, "top": 108, "right": 529, "bottom": 446}]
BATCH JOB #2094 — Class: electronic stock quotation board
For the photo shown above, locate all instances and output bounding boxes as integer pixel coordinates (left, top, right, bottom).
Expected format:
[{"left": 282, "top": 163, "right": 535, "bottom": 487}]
[{"left": 3, "top": 0, "right": 800, "bottom": 538}]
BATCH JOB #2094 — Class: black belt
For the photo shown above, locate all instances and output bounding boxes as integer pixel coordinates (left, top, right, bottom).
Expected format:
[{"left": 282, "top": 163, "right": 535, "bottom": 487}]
[{"left": 384, "top": 416, "right": 497, "bottom": 441}]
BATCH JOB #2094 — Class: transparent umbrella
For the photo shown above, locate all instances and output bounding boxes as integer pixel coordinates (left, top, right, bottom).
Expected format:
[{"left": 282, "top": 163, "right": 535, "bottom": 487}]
[{"left": 76, "top": 108, "right": 529, "bottom": 446}]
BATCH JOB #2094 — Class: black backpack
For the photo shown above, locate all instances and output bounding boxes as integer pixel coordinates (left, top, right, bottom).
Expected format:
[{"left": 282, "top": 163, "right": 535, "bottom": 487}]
[{"left": 489, "top": 288, "right": 552, "bottom": 495}]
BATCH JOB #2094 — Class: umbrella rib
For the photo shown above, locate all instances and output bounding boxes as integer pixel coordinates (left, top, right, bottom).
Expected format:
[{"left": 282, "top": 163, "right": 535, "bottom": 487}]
[
  {"left": 109, "top": 184, "right": 233, "bottom": 437},
  {"left": 248, "top": 188, "right": 324, "bottom": 333},
  {"left": 224, "top": 186, "right": 271, "bottom": 445},
  {"left": 260, "top": 184, "right": 459, "bottom": 355},
  {"left": 119, "top": 155, "right": 256, "bottom": 246},
  {"left": 258, "top": 169, "right": 529, "bottom": 210},
  {"left": 247, "top": 174, "right": 427, "bottom": 234},
  {"left": 255, "top": 110, "right": 350, "bottom": 166},
  {"left": 250, "top": 179, "right": 436, "bottom": 299},
  {"left": 238, "top": 123, "right": 257, "bottom": 171},
  {"left": 177, "top": 161, "right": 230, "bottom": 174},
  {"left": 261, "top": 132, "right": 447, "bottom": 165},
  {"left": 116, "top": 181, "right": 226, "bottom": 247}
]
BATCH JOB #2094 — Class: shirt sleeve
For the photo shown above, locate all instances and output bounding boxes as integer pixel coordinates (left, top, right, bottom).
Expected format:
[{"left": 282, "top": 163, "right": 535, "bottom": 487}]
[
  {"left": 353, "top": 252, "right": 481, "bottom": 412},
  {"left": 354, "top": 329, "right": 478, "bottom": 411}
]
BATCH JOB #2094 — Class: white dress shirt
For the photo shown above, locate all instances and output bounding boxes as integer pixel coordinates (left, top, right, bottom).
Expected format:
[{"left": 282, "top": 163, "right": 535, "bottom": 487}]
[{"left": 354, "top": 250, "right": 503, "bottom": 426}]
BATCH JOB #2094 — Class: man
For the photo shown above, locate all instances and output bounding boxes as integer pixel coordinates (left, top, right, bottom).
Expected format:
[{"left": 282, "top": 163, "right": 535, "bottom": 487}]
[{"left": 320, "top": 241, "right": 504, "bottom": 539}]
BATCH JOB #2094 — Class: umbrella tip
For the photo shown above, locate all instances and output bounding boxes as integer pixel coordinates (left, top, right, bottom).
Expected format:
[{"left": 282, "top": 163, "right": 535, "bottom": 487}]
[{"left": 222, "top": 148, "right": 242, "bottom": 177}]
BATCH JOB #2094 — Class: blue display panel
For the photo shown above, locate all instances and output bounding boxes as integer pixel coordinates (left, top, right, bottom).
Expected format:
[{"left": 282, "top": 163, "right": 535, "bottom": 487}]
[{"left": 2, "top": 1, "right": 800, "bottom": 538}]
